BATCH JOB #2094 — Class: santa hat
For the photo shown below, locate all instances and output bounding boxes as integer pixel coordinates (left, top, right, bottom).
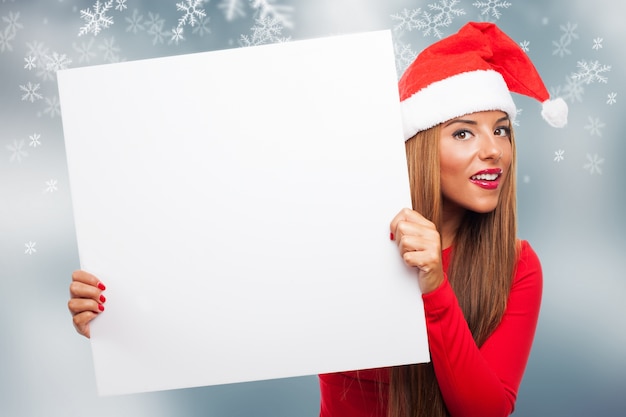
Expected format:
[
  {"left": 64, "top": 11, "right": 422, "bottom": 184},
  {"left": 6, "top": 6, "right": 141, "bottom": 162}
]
[{"left": 399, "top": 21, "right": 568, "bottom": 141}]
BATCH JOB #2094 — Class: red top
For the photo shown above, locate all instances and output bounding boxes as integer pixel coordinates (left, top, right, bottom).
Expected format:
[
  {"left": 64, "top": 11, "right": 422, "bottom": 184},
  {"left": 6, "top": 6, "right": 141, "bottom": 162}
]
[{"left": 319, "top": 240, "right": 542, "bottom": 417}]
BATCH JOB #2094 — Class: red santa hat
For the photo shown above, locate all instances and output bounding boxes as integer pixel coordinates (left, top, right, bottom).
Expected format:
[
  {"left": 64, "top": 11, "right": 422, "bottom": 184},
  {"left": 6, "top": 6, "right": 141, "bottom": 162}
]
[{"left": 399, "top": 21, "right": 568, "bottom": 141}]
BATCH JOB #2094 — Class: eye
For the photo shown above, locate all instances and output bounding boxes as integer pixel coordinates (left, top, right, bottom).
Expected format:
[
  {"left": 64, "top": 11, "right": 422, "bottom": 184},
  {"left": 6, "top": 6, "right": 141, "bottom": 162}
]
[
  {"left": 494, "top": 126, "right": 511, "bottom": 138},
  {"left": 452, "top": 129, "right": 474, "bottom": 141}
]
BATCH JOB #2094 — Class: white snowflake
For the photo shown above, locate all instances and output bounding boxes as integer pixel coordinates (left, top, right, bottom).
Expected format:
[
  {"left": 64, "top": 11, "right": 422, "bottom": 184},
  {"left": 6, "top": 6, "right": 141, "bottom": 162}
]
[
  {"left": 554, "top": 149, "right": 565, "bottom": 162},
  {"left": 25, "top": 241, "right": 37, "bottom": 255},
  {"left": 192, "top": 16, "right": 211, "bottom": 36},
  {"left": 472, "top": 0, "right": 511, "bottom": 20},
  {"left": 519, "top": 40, "right": 530, "bottom": 52},
  {"left": 583, "top": 153, "right": 604, "bottom": 175},
  {"left": 391, "top": 8, "right": 422, "bottom": 33},
  {"left": 45, "top": 179, "right": 58, "bottom": 193},
  {"left": 606, "top": 92, "right": 617, "bottom": 105},
  {"left": 417, "top": 11, "right": 446, "bottom": 39},
  {"left": 24, "top": 55, "right": 36, "bottom": 70},
  {"left": 115, "top": 0, "right": 127, "bottom": 11},
  {"left": 145, "top": 12, "right": 167, "bottom": 45},
  {"left": 560, "top": 74, "right": 585, "bottom": 103},
  {"left": 99, "top": 36, "right": 120, "bottom": 62},
  {"left": 20, "top": 82, "right": 43, "bottom": 103},
  {"left": 218, "top": 0, "right": 246, "bottom": 21},
  {"left": 45, "top": 52, "right": 72, "bottom": 73},
  {"left": 125, "top": 9, "right": 145, "bottom": 34},
  {"left": 79, "top": 0, "right": 114, "bottom": 36},
  {"left": 250, "top": 0, "right": 294, "bottom": 29},
  {"left": 25, "top": 41, "right": 49, "bottom": 68},
  {"left": 522, "top": 175, "right": 530, "bottom": 184},
  {"left": 239, "top": 16, "right": 290, "bottom": 47},
  {"left": 552, "top": 37, "right": 571, "bottom": 57},
  {"left": 428, "top": 0, "right": 465, "bottom": 25},
  {"left": 7, "top": 139, "right": 28, "bottom": 162},
  {"left": 43, "top": 96, "right": 61, "bottom": 118},
  {"left": 176, "top": 0, "right": 207, "bottom": 29},
  {"left": 2, "top": 11, "right": 23, "bottom": 36},
  {"left": 572, "top": 59, "right": 611, "bottom": 84},
  {"left": 73, "top": 38, "right": 97, "bottom": 64},
  {"left": 394, "top": 41, "right": 417, "bottom": 75},
  {"left": 592, "top": 37, "right": 603, "bottom": 50},
  {"left": 559, "top": 22, "right": 579, "bottom": 44},
  {"left": 170, "top": 27, "right": 185, "bottom": 45},
  {"left": 584, "top": 116, "right": 605, "bottom": 137},
  {"left": 29, "top": 133, "right": 41, "bottom": 147},
  {"left": 0, "top": 28, "right": 15, "bottom": 52}
]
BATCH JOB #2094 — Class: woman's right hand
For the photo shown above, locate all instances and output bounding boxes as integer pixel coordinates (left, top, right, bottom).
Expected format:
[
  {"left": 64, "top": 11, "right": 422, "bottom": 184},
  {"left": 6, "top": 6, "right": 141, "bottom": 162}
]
[{"left": 68, "top": 270, "right": 106, "bottom": 338}]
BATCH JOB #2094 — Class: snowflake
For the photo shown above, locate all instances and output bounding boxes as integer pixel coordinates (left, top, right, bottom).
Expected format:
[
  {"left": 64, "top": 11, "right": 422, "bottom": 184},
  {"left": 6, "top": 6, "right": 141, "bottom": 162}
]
[
  {"left": 99, "top": 36, "right": 120, "bottom": 62},
  {"left": 522, "top": 175, "right": 530, "bottom": 184},
  {"left": 125, "top": 9, "right": 145, "bottom": 34},
  {"left": 391, "top": 8, "right": 422, "bottom": 33},
  {"left": 115, "top": 0, "right": 127, "bottom": 11},
  {"left": 45, "top": 52, "right": 72, "bottom": 73},
  {"left": 29, "top": 133, "right": 41, "bottom": 147},
  {"left": 583, "top": 153, "right": 604, "bottom": 175},
  {"left": 192, "top": 16, "right": 211, "bottom": 37},
  {"left": 572, "top": 59, "right": 611, "bottom": 84},
  {"left": 25, "top": 241, "right": 37, "bottom": 255},
  {"left": 176, "top": 0, "right": 207, "bottom": 29},
  {"left": 73, "top": 38, "right": 97, "bottom": 64},
  {"left": 2, "top": 11, "right": 23, "bottom": 36},
  {"left": 24, "top": 55, "right": 36, "bottom": 70},
  {"left": 219, "top": 0, "right": 246, "bottom": 21},
  {"left": 43, "top": 96, "right": 61, "bottom": 118},
  {"left": 170, "top": 27, "right": 185, "bottom": 45},
  {"left": 560, "top": 74, "right": 585, "bottom": 103},
  {"left": 45, "top": 179, "right": 58, "bottom": 193},
  {"left": 0, "top": 28, "right": 15, "bottom": 52},
  {"left": 519, "top": 40, "right": 530, "bottom": 52},
  {"left": 20, "top": 82, "right": 43, "bottom": 102},
  {"left": 592, "top": 37, "right": 603, "bottom": 50},
  {"left": 417, "top": 11, "right": 446, "bottom": 39},
  {"left": 472, "top": 0, "right": 511, "bottom": 20},
  {"left": 584, "top": 116, "right": 605, "bottom": 137},
  {"left": 239, "top": 16, "right": 290, "bottom": 47},
  {"left": 559, "top": 22, "right": 579, "bottom": 44},
  {"left": 79, "top": 0, "right": 114, "bottom": 36},
  {"left": 554, "top": 149, "right": 565, "bottom": 162},
  {"left": 552, "top": 37, "right": 571, "bottom": 57},
  {"left": 250, "top": 0, "right": 294, "bottom": 29},
  {"left": 428, "top": 0, "right": 465, "bottom": 26},
  {"left": 606, "top": 92, "right": 617, "bottom": 105},
  {"left": 394, "top": 41, "right": 418, "bottom": 75},
  {"left": 511, "top": 107, "right": 522, "bottom": 127},
  {"left": 25, "top": 41, "right": 50, "bottom": 67},
  {"left": 7, "top": 139, "right": 28, "bottom": 162},
  {"left": 145, "top": 12, "right": 167, "bottom": 45}
]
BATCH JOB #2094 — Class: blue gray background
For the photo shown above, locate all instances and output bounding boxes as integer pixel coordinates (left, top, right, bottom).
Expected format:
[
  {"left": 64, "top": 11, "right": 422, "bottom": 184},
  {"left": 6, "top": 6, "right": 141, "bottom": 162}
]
[{"left": 1, "top": 0, "right": 624, "bottom": 416}]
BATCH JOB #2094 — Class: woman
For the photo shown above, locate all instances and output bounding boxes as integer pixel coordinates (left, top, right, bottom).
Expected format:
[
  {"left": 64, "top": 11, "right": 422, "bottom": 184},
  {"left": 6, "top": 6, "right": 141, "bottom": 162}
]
[{"left": 69, "top": 22, "right": 566, "bottom": 417}]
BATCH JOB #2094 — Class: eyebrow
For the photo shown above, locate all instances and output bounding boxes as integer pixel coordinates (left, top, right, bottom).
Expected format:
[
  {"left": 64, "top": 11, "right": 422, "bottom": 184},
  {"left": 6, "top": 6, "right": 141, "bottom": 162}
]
[{"left": 444, "top": 115, "right": 510, "bottom": 127}]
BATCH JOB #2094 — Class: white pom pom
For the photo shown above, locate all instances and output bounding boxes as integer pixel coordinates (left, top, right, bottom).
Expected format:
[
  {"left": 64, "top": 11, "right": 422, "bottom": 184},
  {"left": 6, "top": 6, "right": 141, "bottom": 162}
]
[{"left": 541, "top": 97, "right": 568, "bottom": 128}]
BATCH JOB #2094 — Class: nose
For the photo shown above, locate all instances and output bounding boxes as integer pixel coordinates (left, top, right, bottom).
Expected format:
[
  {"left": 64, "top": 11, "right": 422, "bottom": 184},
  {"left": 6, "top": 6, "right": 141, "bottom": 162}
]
[{"left": 478, "top": 134, "right": 503, "bottom": 162}]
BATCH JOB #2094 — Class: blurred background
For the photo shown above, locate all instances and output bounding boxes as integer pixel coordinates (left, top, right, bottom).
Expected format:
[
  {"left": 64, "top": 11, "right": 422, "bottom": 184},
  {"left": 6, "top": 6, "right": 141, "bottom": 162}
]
[{"left": 1, "top": 0, "right": 624, "bottom": 416}]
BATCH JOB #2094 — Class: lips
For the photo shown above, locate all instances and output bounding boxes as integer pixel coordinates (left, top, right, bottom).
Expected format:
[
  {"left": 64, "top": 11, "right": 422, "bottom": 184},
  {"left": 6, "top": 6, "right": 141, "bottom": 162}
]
[{"left": 469, "top": 168, "right": 502, "bottom": 190}]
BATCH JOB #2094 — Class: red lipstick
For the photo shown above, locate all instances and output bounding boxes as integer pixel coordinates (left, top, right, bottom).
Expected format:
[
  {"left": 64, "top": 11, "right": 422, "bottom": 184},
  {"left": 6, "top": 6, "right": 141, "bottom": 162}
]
[{"left": 469, "top": 168, "right": 502, "bottom": 190}]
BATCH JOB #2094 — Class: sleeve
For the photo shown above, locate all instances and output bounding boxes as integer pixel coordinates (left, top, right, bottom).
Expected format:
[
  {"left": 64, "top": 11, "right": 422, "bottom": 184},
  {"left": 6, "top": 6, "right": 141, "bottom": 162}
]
[{"left": 422, "top": 240, "right": 542, "bottom": 417}]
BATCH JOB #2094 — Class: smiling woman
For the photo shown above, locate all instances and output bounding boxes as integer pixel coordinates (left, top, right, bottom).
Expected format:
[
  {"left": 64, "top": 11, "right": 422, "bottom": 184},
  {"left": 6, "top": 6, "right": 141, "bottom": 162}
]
[{"left": 319, "top": 22, "right": 567, "bottom": 417}]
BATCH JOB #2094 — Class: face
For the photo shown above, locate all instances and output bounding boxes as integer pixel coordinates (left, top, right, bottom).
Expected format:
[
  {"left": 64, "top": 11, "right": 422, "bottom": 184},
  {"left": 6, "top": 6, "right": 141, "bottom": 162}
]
[{"left": 439, "top": 110, "right": 513, "bottom": 216}]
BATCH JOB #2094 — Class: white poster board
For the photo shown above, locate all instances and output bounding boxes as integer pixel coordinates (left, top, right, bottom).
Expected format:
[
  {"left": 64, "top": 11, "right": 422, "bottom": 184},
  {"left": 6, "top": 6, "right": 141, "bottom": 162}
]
[{"left": 58, "top": 30, "right": 429, "bottom": 397}]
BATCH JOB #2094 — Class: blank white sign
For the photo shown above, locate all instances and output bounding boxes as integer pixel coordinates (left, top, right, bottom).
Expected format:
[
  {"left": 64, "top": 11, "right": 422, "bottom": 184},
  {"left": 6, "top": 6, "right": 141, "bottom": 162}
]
[{"left": 58, "top": 30, "right": 429, "bottom": 396}]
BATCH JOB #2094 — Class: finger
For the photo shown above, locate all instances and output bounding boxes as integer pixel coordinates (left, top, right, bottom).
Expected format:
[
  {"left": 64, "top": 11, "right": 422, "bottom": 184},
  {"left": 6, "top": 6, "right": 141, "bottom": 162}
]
[
  {"left": 71, "top": 270, "right": 106, "bottom": 290},
  {"left": 390, "top": 208, "right": 434, "bottom": 240},
  {"left": 69, "top": 280, "right": 106, "bottom": 303},
  {"left": 72, "top": 311, "right": 98, "bottom": 338},
  {"left": 68, "top": 297, "right": 104, "bottom": 317}
]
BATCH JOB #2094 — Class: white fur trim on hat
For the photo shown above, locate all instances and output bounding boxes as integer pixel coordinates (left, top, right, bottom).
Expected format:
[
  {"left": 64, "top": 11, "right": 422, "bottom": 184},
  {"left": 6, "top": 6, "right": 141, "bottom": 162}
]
[{"left": 400, "top": 69, "right": 517, "bottom": 141}]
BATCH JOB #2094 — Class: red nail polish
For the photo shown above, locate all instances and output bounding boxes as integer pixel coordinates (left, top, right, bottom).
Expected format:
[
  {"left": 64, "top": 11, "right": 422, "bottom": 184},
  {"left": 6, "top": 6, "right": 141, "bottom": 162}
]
[
  {"left": 98, "top": 304, "right": 105, "bottom": 312},
  {"left": 97, "top": 282, "right": 106, "bottom": 291},
  {"left": 99, "top": 294, "right": 106, "bottom": 303},
  {"left": 390, "top": 232, "right": 395, "bottom": 241}
]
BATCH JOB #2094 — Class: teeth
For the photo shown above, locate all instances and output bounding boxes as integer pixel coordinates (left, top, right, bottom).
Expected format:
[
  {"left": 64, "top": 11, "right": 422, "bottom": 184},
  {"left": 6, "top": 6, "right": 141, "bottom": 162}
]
[{"left": 471, "top": 173, "right": 499, "bottom": 181}]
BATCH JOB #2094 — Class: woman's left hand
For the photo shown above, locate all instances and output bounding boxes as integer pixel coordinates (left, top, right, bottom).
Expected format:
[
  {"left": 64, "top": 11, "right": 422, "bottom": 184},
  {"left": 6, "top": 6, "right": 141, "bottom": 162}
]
[{"left": 390, "top": 208, "right": 445, "bottom": 294}]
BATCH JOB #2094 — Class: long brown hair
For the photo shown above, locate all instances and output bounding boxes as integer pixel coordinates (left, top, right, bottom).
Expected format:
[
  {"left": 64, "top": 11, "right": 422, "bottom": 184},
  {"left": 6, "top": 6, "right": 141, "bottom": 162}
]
[{"left": 388, "top": 124, "right": 518, "bottom": 417}]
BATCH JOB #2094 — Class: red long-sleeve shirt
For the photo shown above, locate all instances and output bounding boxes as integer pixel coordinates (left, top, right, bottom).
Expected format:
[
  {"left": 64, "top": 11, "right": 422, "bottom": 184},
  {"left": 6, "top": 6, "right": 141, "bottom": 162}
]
[{"left": 319, "top": 240, "right": 542, "bottom": 417}]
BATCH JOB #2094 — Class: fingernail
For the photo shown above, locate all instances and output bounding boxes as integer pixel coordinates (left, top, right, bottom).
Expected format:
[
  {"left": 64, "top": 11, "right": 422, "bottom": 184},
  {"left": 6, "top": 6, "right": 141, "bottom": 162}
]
[
  {"left": 97, "top": 282, "right": 106, "bottom": 291},
  {"left": 390, "top": 232, "right": 394, "bottom": 241},
  {"left": 98, "top": 304, "right": 105, "bottom": 312},
  {"left": 99, "top": 294, "right": 106, "bottom": 303}
]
